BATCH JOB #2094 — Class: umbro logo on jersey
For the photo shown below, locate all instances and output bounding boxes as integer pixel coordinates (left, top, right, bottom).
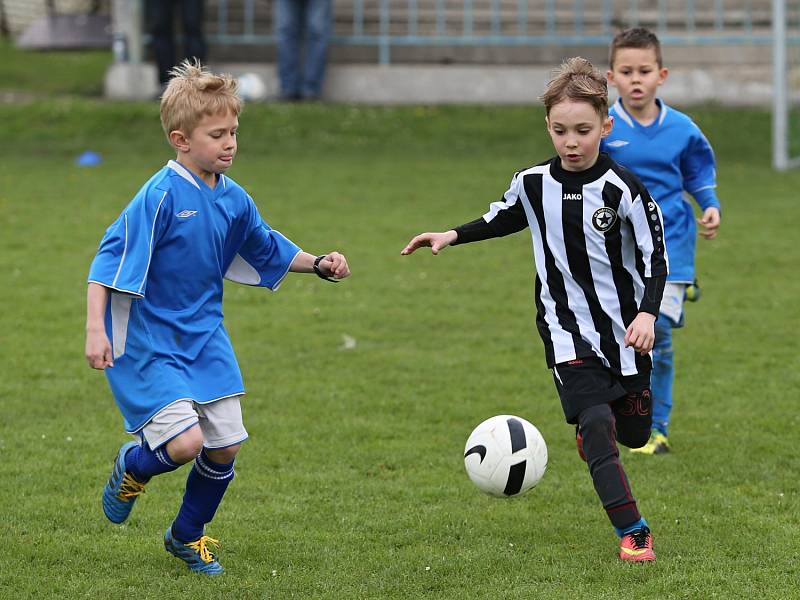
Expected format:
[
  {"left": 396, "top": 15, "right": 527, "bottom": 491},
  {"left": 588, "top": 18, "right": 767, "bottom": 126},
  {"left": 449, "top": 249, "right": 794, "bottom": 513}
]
[
  {"left": 176, "top": 210, "right": 198, "bottom": 218},
  {"left": 606, "top": 139, "right": 629, "bottom": 148},
  {"left": 592, "top": 207, "right": 617, "bottom": 232},
  {"left": 563, "top": 193, "right": 582, "bottom": 201}
]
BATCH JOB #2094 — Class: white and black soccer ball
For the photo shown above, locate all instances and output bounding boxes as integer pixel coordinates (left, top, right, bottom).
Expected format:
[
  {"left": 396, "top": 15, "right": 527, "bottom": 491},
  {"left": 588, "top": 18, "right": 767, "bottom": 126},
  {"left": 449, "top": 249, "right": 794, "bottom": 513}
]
[
  {"left": 236, "top": 72, "right": 267, "bottom": 101},
  {"left": 463, "top": 415, "right": 547, "bottom": 497}
]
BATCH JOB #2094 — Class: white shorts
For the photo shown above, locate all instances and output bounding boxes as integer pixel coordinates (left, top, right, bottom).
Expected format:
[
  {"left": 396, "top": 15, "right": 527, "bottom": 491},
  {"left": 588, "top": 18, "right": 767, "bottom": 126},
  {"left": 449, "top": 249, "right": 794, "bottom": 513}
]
[
  {"left": 659, "top": 282, "right": 687, "bottom": 325},
  {"left": 138, "top": 395, "right": 248, "bottom": 451}
]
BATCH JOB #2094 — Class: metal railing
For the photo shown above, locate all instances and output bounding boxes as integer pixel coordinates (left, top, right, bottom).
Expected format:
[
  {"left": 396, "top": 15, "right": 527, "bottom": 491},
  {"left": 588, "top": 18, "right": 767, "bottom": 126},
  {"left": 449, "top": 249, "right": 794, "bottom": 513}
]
[{"left": 205, "top": 0, "right": 798, "bottom": 64}]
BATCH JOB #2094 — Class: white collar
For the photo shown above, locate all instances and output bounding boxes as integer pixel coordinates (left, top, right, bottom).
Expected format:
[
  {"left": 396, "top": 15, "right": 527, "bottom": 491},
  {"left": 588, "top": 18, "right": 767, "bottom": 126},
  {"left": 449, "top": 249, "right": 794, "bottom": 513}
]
[
  {"left": 612, "top": 98, "right": 669, "bottom": 127},
  {"left": 167, "top": 160, "right": 201, "bottom": 189}
]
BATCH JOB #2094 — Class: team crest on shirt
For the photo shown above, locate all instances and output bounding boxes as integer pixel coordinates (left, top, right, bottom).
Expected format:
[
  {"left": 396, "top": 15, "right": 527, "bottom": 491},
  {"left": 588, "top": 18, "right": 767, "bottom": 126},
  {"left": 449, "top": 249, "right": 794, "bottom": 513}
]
[
  {"left": 176, "top": 210, "right": 198, "bottom": 218},
  {"left": 592, "top": 207, "right": 617, "bottom": 232}
]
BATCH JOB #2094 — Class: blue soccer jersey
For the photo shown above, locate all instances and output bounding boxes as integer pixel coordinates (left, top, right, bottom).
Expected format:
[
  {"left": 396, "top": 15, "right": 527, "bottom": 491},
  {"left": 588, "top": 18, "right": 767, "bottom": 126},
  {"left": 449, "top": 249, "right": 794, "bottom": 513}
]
[
  {"left": 88, "top": 160, "right": 301, "bottom": 433},
  {"left": 601, "top": 99, "right": 720, "bottom": 283}
]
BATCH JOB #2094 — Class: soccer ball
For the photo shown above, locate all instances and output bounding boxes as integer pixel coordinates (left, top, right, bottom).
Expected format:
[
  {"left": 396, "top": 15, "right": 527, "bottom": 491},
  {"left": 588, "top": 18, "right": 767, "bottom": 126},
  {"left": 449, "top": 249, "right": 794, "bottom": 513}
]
[
  {"left": 237, "top": 72, "right": 267, "bottom": 101},
  {"left": 463, "top": 415, "right": 547, "bottom": 497}
]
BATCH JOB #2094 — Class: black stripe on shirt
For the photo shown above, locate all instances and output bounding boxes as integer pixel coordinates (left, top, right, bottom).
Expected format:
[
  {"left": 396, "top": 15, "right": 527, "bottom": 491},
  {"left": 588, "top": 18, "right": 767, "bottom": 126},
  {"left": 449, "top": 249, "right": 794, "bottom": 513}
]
[
  {"left": 602, "top": 181, "right": 639, "bottom": 329},
  {"left": 525, "top": 173, "right": 594, "bottom": 362},
  {"left": 561, "top": 182, "right": 621, "bottom": 374}
]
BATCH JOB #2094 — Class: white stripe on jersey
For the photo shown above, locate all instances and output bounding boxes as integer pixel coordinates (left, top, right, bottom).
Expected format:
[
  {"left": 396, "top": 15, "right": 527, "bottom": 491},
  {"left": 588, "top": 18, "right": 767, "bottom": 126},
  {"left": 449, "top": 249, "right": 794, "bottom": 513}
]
[
  {"left": 111, "top": 293, "right": 132, "bottom": 359},
  {"left": 111, "top": 214, "right": 129, "bottom": 289},
  {"left": 627, "top": 191, "right": 667, "bottom": 279},
  {"left": 137, "top": 191, "right": 168, "bottom": 295},
  {"left": 518, "top": 167, "right": 599, "bottom": 363},
  {"left": 544, "top": 173, "right": 606, "bottom": 362},
  {"left": 581, "top": 176, "right": 633, "bottom": 372}
]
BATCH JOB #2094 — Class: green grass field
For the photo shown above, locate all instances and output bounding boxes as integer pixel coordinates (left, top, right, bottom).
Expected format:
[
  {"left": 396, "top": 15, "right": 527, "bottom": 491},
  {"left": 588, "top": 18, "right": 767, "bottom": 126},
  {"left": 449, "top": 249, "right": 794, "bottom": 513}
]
[{"left": 1, "top": 81, "right": 799, "bottom": 598}]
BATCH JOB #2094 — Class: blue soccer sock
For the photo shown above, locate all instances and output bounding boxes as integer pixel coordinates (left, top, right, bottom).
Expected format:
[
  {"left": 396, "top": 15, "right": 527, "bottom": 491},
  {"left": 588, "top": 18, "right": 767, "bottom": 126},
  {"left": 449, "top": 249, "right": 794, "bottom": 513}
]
[
  {"left": 614, "top": 517, "right": 649, "bottom": 538},
  {"left": 125, "top": 441, "right": 181, "bottom": 483},
  {"left": 171, "top": 449, "right": 235, "bottom": 543},
  {"left": 651, "top": 316, "right": 674, "bottom": 436}
]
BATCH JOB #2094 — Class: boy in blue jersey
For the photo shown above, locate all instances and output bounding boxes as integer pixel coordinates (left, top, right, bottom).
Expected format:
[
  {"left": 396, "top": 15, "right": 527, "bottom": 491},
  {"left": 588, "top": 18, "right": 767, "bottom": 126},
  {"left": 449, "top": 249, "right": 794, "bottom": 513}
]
[
  {"left": 85, "top": 60, "right": 350, "bottom": 575},
  {"left": 602, "top": 28, "right": 721, "bottom": 455}
]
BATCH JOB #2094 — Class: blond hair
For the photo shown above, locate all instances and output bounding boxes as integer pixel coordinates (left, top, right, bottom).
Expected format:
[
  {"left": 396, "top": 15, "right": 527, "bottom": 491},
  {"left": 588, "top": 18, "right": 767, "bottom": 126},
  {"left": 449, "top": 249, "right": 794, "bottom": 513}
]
[
  {"left": 540, "top": 57, "right": 608, "bottom": 117},
  {"left": 159, "top": 59, "right": 242, "bottom": 139}
]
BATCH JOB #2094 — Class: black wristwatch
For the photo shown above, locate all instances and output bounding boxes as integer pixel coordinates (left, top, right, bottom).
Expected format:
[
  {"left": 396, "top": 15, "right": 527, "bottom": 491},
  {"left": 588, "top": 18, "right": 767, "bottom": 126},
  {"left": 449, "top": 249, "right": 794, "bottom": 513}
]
[{"left": 313, "top": 254, "right": 338, "bottom": 283}]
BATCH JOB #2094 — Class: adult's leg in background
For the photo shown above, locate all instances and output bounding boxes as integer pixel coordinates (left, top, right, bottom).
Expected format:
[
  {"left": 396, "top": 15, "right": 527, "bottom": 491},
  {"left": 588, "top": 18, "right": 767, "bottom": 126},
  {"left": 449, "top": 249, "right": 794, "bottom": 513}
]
[
  {"left": 301, "top": 0, "right": 333, "bottom": 98},
  {"left": 180, "top": 0, "right": 207, "bottom": 65},
  {"left": 275, "top": 0, "right": 305, "bottom": 98},
  {"left": 147, "top": 0, "right": 176, "bottom": 85}
]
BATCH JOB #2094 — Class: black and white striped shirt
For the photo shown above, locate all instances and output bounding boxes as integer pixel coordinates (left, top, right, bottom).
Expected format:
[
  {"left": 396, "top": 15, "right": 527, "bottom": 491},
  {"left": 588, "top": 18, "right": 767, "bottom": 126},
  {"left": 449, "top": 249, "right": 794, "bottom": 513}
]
[{"left": 454, "top": 153, "right": 668, "bottom": 376}]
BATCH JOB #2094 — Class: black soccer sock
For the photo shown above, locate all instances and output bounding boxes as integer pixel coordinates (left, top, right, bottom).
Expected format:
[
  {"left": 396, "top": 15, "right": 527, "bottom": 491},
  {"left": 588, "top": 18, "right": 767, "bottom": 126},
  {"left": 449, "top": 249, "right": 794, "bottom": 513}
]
[{"left": 577, "top": 403, "right": 642, "bottom": 530}]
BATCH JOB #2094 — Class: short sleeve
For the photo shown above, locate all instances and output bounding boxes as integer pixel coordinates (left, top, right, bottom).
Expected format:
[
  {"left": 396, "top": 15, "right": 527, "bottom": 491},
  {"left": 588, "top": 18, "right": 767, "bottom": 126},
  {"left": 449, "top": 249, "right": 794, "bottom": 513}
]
[
  {"left": 88, "top": 188, "right": 170, "bottom": 297},
  {"left": 223, "top": 198, "right": 301, "bottom": 291}
]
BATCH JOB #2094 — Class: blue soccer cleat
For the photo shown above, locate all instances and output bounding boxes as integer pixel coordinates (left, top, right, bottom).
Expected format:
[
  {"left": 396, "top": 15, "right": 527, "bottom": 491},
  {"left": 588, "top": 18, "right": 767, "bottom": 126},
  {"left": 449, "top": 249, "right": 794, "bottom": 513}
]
[
  {"left": 102, "top": 441, "right": 147, "bottom": 523},
  {"left": 164, "top": 527, "right": 225, "bottom": 575}
]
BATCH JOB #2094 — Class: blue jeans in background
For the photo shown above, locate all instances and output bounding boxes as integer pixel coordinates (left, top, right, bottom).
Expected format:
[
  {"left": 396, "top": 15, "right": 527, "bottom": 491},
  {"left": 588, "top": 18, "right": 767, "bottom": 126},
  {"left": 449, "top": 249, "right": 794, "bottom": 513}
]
[{"left": 274, "top": 0, "right": 333, "bottom": 99}]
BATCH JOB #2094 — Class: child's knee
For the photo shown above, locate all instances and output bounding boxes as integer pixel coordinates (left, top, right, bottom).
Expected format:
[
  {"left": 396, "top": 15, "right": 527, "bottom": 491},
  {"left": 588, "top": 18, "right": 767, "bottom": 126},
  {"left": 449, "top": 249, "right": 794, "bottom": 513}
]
[
  {"left": 578, "top": 403, "right": 615, "bottom": 438},
  {"left": 618, "top": 427, "right": 650, "bottom": 449},
  {"left": 165, "top": 426, "right": 204, "bottom": 464},
  {"left": 205, "top": 443, "right": 241, "bottom": 464},
  {"left": 614, "top": 390, "right": 653, "bottom": 448}
]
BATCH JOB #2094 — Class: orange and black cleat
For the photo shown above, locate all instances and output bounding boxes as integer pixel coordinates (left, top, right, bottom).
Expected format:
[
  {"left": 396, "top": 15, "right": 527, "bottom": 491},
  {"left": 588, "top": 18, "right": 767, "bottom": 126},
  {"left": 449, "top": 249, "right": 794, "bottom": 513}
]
[{"left": 619, "top": 527, "right": 656, "bottom": 562}]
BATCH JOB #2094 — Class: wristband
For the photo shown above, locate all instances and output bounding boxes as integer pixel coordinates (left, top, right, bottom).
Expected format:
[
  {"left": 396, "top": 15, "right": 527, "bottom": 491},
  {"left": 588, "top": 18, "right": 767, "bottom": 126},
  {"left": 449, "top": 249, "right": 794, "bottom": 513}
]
[{"left": 313, "top": 255, "right": 339, "bottom": 283}]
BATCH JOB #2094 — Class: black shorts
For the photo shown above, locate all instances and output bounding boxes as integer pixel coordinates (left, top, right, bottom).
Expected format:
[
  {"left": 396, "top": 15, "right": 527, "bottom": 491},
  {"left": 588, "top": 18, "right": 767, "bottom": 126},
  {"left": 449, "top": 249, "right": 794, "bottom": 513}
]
[{"left": 552, "top": 357, "right": 650, "bottom": 424}]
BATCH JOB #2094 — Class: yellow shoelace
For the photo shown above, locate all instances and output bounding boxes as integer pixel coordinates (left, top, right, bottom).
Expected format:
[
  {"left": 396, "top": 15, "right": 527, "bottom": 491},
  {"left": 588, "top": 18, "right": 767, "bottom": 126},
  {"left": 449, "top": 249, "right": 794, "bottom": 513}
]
[
  {"left": 186, "top": 536, "right": 220, "bottom": 564},
  {"left": 117, "top": 472, "right": 147, "bottom": 500}
]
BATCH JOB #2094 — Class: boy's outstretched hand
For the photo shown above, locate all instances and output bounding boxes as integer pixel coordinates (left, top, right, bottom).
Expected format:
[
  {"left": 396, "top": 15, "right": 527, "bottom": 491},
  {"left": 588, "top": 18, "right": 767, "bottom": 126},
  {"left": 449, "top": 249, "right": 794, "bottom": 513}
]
[
  {"left": 318, "top": 251, "right": 351, "bottom": 279},
  {"left": 401, "top": 230, "right": 458, "bottom": 256},
  {"left": 697, "top": 206, "right": 721, "bottom": 239},
  {"left": 624, "top": 312, "right": 657, "bottom": 355}
]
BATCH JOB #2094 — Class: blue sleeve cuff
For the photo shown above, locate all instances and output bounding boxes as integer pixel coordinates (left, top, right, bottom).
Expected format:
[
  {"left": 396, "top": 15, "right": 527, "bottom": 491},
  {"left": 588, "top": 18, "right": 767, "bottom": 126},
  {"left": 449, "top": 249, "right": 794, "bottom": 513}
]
[{"left": 691, "top": 187, "right": 721, "bottom": 212}]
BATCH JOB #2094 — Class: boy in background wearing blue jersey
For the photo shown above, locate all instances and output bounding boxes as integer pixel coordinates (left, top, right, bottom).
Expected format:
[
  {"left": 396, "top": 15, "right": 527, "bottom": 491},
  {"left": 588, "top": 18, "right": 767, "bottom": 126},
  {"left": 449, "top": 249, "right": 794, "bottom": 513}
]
[
  {"left": 85, "top": 60, "right": 350, "bottom": 575},
  {"left": 403, "top": 58, "right": 666, "bottom": 561},
  {"left": 602, "top": 28, "right": 721, "bottom": 455}
]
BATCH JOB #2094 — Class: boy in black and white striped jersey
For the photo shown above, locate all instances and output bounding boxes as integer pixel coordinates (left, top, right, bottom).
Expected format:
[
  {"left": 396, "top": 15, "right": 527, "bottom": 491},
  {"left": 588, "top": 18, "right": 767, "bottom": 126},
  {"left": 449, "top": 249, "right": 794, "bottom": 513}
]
[{"left": 402, "top": 57, "right": 667, "bottom": 562}]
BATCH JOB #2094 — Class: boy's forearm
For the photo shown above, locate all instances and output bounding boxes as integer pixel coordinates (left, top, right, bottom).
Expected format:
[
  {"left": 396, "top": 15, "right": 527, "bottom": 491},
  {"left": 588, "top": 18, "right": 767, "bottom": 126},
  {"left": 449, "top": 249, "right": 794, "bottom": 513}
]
[
  {"left": 691, "top": 186, "right": 721, "bottom": 212},
  {"left": 638, "top": 274, "right": 666, "bottom": 317},
  {"left": 86, "top": 282, "right": 110, "bottom": 331},
  {"left": 288, "top": 251, "right": 317, "bottom": 273}
]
